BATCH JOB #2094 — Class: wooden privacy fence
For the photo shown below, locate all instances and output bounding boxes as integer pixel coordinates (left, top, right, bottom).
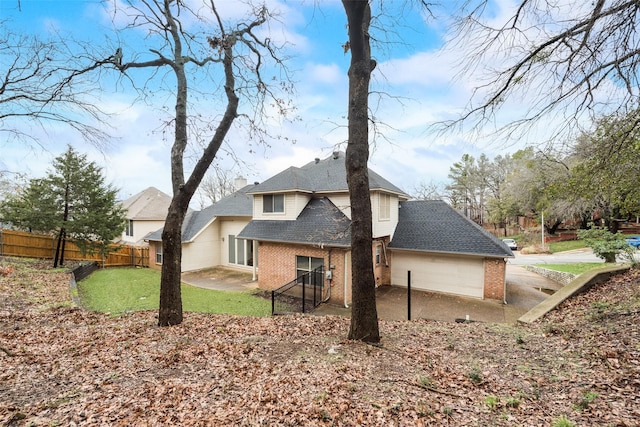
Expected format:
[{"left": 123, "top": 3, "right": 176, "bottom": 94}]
[{"left": 0, "top": 229, "right": 149, "bottom": 268}]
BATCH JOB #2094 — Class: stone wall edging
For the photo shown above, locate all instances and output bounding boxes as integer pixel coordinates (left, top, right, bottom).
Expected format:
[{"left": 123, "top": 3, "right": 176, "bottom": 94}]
[{"left": 524, "top": 265, "right": 577, "bottom": 285}]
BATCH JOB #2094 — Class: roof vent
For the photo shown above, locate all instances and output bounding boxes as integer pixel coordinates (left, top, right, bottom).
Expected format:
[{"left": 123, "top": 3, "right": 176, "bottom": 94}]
[
  {"left": 332, "top": 151, "right": 339, "bottom": 159},
  {"left": 254, "top": 181, "right": 259, "bottom": 185},
  {"left": 315, "top": 157, "right": 320, "bottom": 164}
]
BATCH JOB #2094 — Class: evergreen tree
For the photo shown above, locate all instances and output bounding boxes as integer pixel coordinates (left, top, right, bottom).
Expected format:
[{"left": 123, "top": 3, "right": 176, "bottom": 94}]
[{"left": 0, "top": 146, "right": 126, "bottom": 266}]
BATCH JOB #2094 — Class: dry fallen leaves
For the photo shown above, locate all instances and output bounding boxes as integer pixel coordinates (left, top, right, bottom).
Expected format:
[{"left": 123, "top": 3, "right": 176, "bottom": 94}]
[{"left": 1, "top": 257, "right": 639, "bottom": 426}]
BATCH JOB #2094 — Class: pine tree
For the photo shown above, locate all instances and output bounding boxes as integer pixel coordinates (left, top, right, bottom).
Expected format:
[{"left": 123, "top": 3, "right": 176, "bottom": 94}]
[{"left": 0, "top": 146, "right": 126, "bottom": 266}]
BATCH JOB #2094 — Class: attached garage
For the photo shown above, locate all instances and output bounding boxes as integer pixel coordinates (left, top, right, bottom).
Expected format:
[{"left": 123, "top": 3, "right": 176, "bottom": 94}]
[
  {"left": 387, "top": 200, "right": 514, "bottom": 301},
  {"left": 391, "top": 251, "right": 484, "bottom": 298}
]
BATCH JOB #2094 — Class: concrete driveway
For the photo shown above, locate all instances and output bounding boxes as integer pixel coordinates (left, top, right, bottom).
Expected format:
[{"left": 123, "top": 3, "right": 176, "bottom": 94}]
[
  {"left": 318, "top": 250, "right": 597, "bottom": 323},
  {"left": 183, "top": 249, "right": 610, "bottom": 323}
]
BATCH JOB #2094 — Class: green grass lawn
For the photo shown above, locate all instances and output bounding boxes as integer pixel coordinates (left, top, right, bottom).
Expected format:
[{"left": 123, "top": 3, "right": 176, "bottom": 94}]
[
  {"left": 534, "top": 263, "right": 605, "bottom": 275},
  {"left": 547, "top": 240, "right": 587, "bottom": 253},
  {"left": 78, "top": 267, "right": 272, "bottom": 316}
]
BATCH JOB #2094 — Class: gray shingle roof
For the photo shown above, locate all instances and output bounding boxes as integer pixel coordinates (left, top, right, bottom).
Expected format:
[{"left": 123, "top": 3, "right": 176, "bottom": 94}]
[
  {"left": 249, "top": 151, "right": 408, "bottom": 196},
  {"left": 145, "top": 184, "right": 257, "bottom": 243},
  {"left": 121, "top": 187, "right": 172, "bottom": 220},
  {"left": 238, "top": 197, "right": 351, "bottom": 247},
  {"left": 388, "top": 200, "right": 514, "bottom": 258}
]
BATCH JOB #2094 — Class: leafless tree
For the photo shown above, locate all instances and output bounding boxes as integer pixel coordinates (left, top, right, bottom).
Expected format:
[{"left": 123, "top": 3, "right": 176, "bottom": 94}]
[
  {"left": 195, "top": 165, "right": 238, "bottom": 207},
  {"left": 444, "top": 0, "right": 640, "bottom": 144},
  {"left": 0, "top": 26, "right": 109, "bottom": 148},
  {"left": 413, "top": 179, "right": 445, "bottom": 200},
  {"left": 96, "top": 0, "right": 290, "bottom": 326},
  {"left": 342, "top": 0, "right": 380, "bottom": 344}
]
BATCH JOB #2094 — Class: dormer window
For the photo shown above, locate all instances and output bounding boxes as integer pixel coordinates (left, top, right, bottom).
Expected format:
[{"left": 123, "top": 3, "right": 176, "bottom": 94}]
[
  {"left": 379, "top": 193, "right": 390, "bottom": 221},
  {"left": 263, "top": 194, "right": 284, "bottom": 213}
]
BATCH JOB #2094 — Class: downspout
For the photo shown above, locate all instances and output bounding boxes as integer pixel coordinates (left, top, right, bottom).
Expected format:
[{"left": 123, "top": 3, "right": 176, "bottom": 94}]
[
  {"left": 503, "top": 258, "right": 508, "bottom": 305},
  {"left": 382, "top": 239, "right": 389, "bottom": 266},
  {"left": 322, "top": 248, "right": 332, "bottom": 303},
  {"left": 344, "top": 250, "right": 349, "bottom": 308},
  {"left": 252, "top": 240, "right": 257, "bottom": 281}
]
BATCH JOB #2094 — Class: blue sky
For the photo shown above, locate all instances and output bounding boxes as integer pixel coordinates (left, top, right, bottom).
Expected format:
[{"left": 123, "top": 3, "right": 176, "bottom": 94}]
[{"left": 1, "top": 0, "right": 539, "bottom": 204}]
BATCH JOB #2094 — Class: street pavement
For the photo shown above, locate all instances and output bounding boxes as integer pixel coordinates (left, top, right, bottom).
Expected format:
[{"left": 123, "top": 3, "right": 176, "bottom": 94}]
[{"left": 507, "top": 248, "right": 604, "bottom": 265}]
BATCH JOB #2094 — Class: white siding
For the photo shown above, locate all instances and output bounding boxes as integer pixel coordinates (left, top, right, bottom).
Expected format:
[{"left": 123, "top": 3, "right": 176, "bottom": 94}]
[
  {"left": 121, "top": 219, "right": 165, "bottom": 245},
  {"left": 391, "top": 251, "right": 484, "bottom": 298},
  {"left": 292, "top": 193, "right": 311, "bottom": 217},
  {"left": 371, "top": 192, "right": 399, "bottom": 238},
  {"left": 326, "top": 193, "right": 351, "bottom": 219},
  {"left": 181, "top": 220, "right": 220, "bottom": 272},
  {"left": 252, "top": 193, "right": 310, "bottom": 220}
]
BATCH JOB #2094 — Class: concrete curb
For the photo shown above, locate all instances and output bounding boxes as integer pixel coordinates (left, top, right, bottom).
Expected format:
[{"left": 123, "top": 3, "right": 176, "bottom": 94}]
[{"left": 518, "top": 264, "right": 630, "bottom": 323}]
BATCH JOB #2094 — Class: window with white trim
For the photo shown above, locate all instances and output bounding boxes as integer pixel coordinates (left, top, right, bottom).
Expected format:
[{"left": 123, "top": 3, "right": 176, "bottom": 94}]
[
  {"left": 379, "top": 193, "right": 390, "bottom": 221},
  {"left": 155, "top": 243, "right": 163, "bottom": 264},
  {"left": 228, "top": 235, "right": 254, "bottom": 266},
  {"left": 263, "top": 194, "right": 284, "bottom": 213},
  {"left": 296, "top": 256, "right": 324, "bottom": 285},
  {"left": 125, "top": 220, "right": 134, "bottom": 237}
]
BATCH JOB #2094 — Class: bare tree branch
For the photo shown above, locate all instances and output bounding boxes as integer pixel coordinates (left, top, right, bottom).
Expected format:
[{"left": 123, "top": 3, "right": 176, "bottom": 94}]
[{"left": 442, "top": 0, "right": 640, "bottom": 143}]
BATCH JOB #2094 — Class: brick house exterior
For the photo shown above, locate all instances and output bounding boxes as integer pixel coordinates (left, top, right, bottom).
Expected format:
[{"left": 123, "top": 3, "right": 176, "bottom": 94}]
[
  {"left": 483, "top": 258, "right": 507, "bottom": 300},
  {"left": 146, "top": 152, "right": 513, "bottom": 306}
]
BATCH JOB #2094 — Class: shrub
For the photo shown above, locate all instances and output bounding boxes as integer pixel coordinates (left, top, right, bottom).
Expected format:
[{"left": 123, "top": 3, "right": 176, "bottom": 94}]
[{"left": 576, "top": 228, "right": 632, "bottom": 263}]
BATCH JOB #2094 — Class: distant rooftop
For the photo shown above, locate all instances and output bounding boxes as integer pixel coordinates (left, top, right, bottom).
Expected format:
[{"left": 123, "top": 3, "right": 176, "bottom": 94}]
[{"left": 121, "top": 187, "right": 172, "bottom": 220}]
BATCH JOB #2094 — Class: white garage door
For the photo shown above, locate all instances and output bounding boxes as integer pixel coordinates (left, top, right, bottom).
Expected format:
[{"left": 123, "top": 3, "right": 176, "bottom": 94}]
[{"left": 391, "top": 252, "right": 484, "bottom": 298}]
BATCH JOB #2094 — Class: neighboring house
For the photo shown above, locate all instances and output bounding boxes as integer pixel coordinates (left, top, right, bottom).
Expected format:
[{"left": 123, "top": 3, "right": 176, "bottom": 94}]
[
  {"left": 146, "top": 178, "right": 257, "bottom": 273},
  {"left": 147, "top": 152, "right": 513, "bottom": 306},
  {"left": 119, "top": 187, "right": 173, "bottom": 246}
]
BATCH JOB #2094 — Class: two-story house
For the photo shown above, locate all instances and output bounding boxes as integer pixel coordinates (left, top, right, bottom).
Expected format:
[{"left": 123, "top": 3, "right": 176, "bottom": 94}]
[
  {"left": 147, "top": 152, "right": 513, "bottom": 306},
  {"left": 237, "top": 151, "right": 409, "bottom": 306}
]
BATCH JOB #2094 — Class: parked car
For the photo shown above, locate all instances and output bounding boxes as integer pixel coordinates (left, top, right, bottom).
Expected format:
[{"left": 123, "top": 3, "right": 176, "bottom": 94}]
[
  {"left": 502, "top": 238, "right": 518, "bottom": 250},
  {"left": 625, "top": 236, "right": 640, "bottom": 248}
]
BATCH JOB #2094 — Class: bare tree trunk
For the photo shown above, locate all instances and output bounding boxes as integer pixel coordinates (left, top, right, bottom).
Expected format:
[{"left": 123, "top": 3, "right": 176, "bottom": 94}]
[
  {"left": 159, "top": 195, "right": 188, "bottom": 326},
  {"left": 343, "top": 0, "right": 380, "bottom": 344},
  {"left": 158, "top": 5, "right": 240, "bottom": 326},
  {"left": 158, "top": 4, "right": 191, "bottom": 327},
  {"left": 54, "top": 228, "right": 64, "bottom": 268}
]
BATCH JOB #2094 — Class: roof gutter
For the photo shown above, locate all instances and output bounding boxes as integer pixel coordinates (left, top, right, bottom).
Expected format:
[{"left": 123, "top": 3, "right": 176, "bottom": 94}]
[{"left": 387, "top": 247, "right": 514, "bottom": 259}]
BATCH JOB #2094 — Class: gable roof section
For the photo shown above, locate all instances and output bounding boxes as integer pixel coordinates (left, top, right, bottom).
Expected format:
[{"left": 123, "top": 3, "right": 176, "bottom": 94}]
[
  {"left": 121, "top": 187, "right": 172, "bottom": 220},
  {"left": 388, "top": 200, "right": 514, "bottom": 258},
  {"left": 238, "top": 197, "right": 351, "bottom": 247},
  {"left": 145, "top": 184, "right": 257, "bottom": 243},
  {"left": 248, "top": 151, "right": 408, "bottom": 197}
]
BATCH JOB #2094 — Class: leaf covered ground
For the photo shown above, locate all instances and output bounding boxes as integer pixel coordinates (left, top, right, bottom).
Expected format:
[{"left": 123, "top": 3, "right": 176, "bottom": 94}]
[{"left": 1, "top": 257, "right": 639, "bottom": 426}]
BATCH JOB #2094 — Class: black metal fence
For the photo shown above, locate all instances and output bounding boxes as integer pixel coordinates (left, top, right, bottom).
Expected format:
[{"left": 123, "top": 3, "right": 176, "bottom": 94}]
[
  {"left": 71, "top": 261, "right": 100, "bottom": 282},
  {"left": 272, "top": 266, "right": 324, "bottom": 315}
]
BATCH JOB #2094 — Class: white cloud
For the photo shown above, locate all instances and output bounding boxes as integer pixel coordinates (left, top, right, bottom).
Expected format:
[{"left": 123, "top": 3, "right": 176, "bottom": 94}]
[{"left": 308, "top": 63, "right": 343, "bottom": 85}]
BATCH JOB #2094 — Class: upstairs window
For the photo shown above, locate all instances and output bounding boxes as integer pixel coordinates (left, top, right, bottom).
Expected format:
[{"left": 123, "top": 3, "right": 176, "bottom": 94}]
[
  {"left": 125, "top": 220, "right": 134, "bottom": 237},
  {"left": 263, "top": 194, "right": 285, "bottom": 213},
  {"left": 379, "top": 193, "right": 390, "bottom": 221}
]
